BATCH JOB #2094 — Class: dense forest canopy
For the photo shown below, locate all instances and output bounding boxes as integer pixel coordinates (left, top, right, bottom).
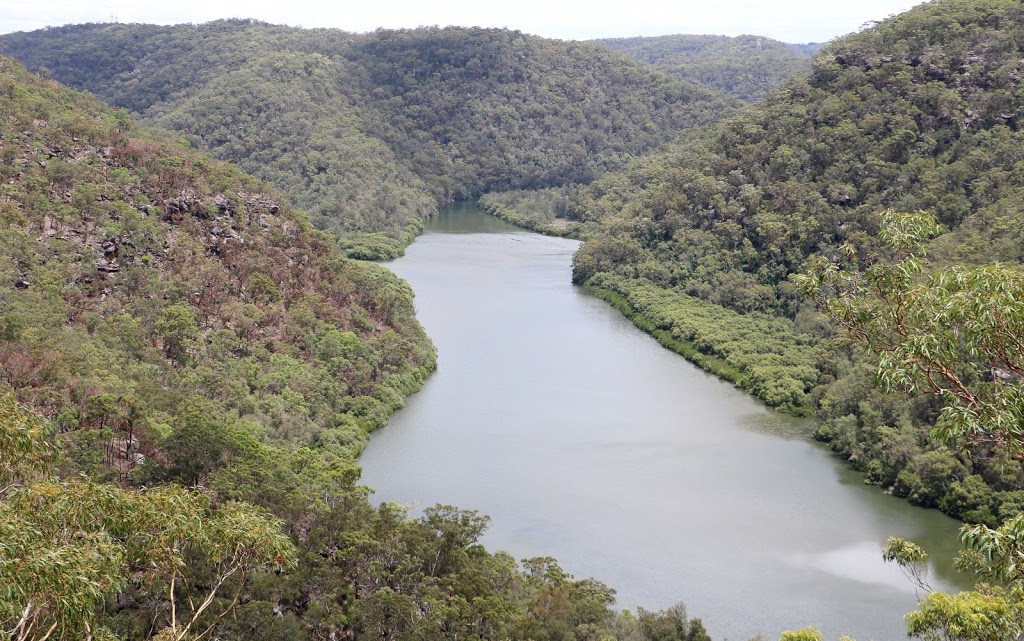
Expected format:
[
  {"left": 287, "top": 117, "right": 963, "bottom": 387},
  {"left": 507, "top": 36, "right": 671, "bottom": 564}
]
[
  {"left": 0, "top": 21, "right": 739, "bottom": 257},
  {"left": 563, "top": 0, "right": 1024, "bottom": 525},
  {"left": 0, "top": 54, "right": 722, "bottom": 641},
  {"left": 589, "top": 34, "right": 821, "bottom": 102}
]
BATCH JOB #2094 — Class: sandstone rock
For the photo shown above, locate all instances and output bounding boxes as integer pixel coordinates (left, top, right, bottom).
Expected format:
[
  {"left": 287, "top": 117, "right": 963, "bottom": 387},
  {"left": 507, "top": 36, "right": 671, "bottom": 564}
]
[
  {"left": 95, "top": 259, "right": 120, "bottom": 273},
  {"left": 102, "top": 241, "right": 118, "bottom": 260}
]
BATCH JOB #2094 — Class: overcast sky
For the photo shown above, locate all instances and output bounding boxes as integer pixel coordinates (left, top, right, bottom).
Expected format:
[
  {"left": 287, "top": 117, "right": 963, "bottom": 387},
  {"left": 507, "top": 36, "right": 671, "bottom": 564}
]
[{"left": 0, "top": 0, "right": 926, "bottom": 44}]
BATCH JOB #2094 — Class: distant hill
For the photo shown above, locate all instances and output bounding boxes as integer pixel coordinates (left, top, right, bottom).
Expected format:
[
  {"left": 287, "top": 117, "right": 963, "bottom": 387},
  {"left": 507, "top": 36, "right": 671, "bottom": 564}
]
[
  {"left": 590, "top": 34, "right": 821, "bottom": 101},
  {"left": 0, "top": 22, "right": 740, "bottom": 256}
]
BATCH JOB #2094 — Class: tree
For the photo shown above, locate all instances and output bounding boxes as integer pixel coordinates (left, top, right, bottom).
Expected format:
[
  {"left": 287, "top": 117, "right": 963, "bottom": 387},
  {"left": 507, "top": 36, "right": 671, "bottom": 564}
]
[
  {"left": 157, "top": 403, "right": 256, "bottom": 486},
  {"left": 0, "top": 394, "right": 295, "bottom": 641},
  {"left": 796, "top": 210, "right": 1024, "bottom": 641},
  {"left": 0, "top": 394, "right": 116, "bottom": 641},
  {"left": 0, "top": 392, "right": 55, "bottom": 491},
  {"left": 903, "top": 590, "right": 1021, "bottom": 641},
  {"left": 157, "top": 303, "right": 198, "bottom": 366},
  {"left": 637, "top": 602, "right": 711, "bottom": 641},
  {"left": 797, "top": 210, "right": 1024, "bottom": 458}
]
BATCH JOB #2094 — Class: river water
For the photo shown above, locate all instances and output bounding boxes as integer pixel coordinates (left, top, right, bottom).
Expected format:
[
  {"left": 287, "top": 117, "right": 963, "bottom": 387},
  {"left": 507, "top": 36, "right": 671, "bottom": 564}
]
[{"left": 359, "top": 202, "right": 969, "bottom": 641}]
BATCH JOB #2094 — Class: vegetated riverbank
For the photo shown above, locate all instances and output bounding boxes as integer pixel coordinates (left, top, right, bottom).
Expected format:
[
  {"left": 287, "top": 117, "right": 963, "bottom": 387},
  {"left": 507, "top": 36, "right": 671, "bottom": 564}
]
[
  {"left": 582, "top": 276, "right": 818, "bottom": 416},
  {"left": 472, "top": 199, "right": 821, "bottom": 416},
  {"left": 584, "top": 285, "right": 753, "bottom": 397},
  {"left": 478, "top": 189, "right": 586, "bottom": 238},
  {"left": 473, "top": 196, "right": 1024, "bottom": 528},
  {"left": 563, "top": 0, "right": 1024, "bottom": 529}
]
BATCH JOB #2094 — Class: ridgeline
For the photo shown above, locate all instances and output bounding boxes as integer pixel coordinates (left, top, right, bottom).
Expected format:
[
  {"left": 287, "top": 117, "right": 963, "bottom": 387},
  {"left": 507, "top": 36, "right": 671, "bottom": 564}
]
[
  {"left": 590, "top": 34, "right": 820, "bottom": 102},
  {"left": 1, "top": 22, "right": 740, "bottom": 257}
]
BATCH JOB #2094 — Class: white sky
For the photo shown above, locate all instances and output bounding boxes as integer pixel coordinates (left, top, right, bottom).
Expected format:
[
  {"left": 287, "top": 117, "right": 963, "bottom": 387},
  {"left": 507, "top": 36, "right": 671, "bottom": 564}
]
[{"left": 0, "top": 0, "right": 925, "bottom": 44}]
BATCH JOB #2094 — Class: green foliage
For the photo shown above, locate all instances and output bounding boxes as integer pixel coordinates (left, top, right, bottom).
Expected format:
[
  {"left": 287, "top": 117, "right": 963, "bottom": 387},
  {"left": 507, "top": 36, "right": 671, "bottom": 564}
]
[
  {"left": 586, "top": 274, "right": 819, "bottom": 413},
  {"left": 591, "top": 34, "right": 819, "bottom": 102},
  {"left": 883, "top": 536, "right": 932, "bottom": 591},
  {"left": 0, "top": 52, "right": 436, "bottom": 468},
  {"left": 0, "top": 392, "right": 55, "bottom": 488},
  {"left": 801, "top": 210, "right": 1024, "bottom": 459},
  {"left": 905, "top": 590, "right": 1021, "bottom": 641},
  {"left": 804, "top": 208, "right": 1024, "bottom": 640},
  {"left": 573, "top": 0, "right": 1024, "bottom": 315},
  {"left": 892, "top": 450, "right": 968, "bottom": 508},
  {"left": 779, "top": 628, "right": 823, "bottom": 641},
  {"left": 895, "top": 517, "right": 1024, "bottom": 639},
  {"left": 157, "top": 303, "right": 198, "bottom": 365},
  {"left": 478, "top": 186, "right": 588, "bottom": 237},
  {"left": 959, "top": 515, "right": 1024, "bottom": 585},
  {"left": 338, "top": 232, "right": 407, "bottom": 261},
  {"left": 800, "top": 209, "right": 1024, "bottom": 519},
  {"left": 636, "top": 603, "right": 711, "bottom": 641},
  {"left": 0, "top": 395, "right": 295, "bottom": 641}
]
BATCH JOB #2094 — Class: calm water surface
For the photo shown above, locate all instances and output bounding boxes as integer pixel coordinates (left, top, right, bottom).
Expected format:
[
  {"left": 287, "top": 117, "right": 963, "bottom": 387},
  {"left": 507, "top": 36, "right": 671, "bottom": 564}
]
[{"left": 360, "top": 202, "right": 969, "bottom": 641}]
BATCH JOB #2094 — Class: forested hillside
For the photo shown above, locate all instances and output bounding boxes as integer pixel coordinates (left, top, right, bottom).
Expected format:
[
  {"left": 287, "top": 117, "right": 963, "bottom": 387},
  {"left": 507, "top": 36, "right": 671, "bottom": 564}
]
[
  {"left": 0, "top": 53, "right": 435, "bottom": 467},
  {"left": 590, "top": 34, "right": 819, "bottom": 102},
  {"left": 0, "top": 21, "right": 739, "bottom": 257},
  {"left": 0, "top": 55, "right": 723, "bottom": 640},
  {"left": 570, "top": 0, "right": 1024, "bottom": 523}
]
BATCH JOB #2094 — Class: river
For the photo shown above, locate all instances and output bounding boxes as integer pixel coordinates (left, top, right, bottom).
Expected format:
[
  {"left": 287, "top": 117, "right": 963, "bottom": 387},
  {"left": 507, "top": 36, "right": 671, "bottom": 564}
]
[{"left": 359, "top": 201, "right": 969, "bottom": 641}]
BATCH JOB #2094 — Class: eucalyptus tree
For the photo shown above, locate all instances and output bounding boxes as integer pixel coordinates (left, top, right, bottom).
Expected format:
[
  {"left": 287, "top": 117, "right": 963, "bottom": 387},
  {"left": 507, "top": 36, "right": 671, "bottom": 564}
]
[
  {"left": 0, "top": 394, "right": 295, "bottom": 641},
  {"left": 797, "top": 210, "right": 1024, "bottom": 640}
]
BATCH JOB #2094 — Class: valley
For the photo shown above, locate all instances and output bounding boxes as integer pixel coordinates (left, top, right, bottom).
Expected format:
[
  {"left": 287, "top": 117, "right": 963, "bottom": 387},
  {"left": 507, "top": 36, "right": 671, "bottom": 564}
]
[{"left": 3, "top": 1, "right": 1024, "bottom": 639}]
